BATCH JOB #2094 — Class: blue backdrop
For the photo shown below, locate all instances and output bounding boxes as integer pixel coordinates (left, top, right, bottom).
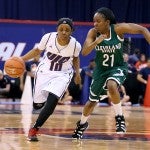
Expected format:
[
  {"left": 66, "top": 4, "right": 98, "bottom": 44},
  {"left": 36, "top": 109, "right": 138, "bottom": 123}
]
[
  {"left": 0, "top": 0, "right": 150, "bottom": 104},
  {"left": 0, "top": 21, "right": 150, "bottom": 70},
  {"left": 1, "top": 0, "right": 150, "bottom": 71},
  {"left": 0, "top": 21, "right": 96, "bottom": 70}
]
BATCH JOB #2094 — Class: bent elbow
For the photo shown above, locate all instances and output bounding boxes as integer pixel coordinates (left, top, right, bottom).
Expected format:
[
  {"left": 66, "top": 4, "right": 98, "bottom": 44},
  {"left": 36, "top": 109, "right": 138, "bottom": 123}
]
[
  {"left": 81, "top": 50, "right": 88, "bottom": 56},
  {"left": 81, "top": 52, "right": 86, "bottom": 56},
  {"left": 35, "top": 48, "right": 42, "bottom": 55}
]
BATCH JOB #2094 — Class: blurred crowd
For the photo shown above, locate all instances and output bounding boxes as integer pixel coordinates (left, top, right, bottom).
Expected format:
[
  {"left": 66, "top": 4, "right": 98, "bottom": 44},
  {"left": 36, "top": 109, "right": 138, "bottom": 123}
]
[{"left": 0, "top": 48, "right": 150, "bottom": 107}]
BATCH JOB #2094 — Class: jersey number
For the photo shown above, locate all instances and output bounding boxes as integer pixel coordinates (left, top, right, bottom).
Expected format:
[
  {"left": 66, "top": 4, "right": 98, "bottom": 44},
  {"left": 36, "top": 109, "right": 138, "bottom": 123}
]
[
  {"left": 47, "top": 52, "right": 70, "bottom": 71},
  {"left": 50, "top": 61, "right": 62, "bottom": 71},
  {"left": 102, "top": 54, "right": 114, "bottom": 67}
]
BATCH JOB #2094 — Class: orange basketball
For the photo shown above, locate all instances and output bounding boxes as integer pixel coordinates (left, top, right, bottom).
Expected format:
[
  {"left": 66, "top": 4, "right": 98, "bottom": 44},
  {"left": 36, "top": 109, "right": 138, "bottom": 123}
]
[{"left": 4, "top": 56, "right": 25, "bottom": 78}]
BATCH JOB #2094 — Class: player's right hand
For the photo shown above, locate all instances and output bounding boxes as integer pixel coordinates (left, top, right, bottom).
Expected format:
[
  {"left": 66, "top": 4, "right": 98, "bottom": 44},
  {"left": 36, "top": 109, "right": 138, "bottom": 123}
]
[{"left": 95, "top": 34, "right": 107, "bottom": 44}]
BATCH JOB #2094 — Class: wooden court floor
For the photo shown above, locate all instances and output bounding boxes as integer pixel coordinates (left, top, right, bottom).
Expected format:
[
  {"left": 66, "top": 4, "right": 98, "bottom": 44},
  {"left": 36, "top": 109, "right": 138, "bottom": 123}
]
[{"left": 0, "top": 99, "right": 150, "bottom": 150}]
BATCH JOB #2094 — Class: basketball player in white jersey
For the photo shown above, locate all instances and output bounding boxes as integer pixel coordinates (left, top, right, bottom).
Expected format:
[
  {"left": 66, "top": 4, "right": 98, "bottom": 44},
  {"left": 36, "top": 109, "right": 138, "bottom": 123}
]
[{"left": 21, "top": 18, "right": 82, "bottom": 141}]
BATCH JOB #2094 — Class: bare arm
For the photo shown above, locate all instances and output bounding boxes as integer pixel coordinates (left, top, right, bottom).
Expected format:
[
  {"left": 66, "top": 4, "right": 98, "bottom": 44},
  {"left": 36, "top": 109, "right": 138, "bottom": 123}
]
[
  {"left": 73, "top": 57, "right": 80, "bottom": 74},
  {"left": 137, "top": 74, "right": 147, "bottom": 84},
  {"left": 72, "top": 57, "right": 81, "bottom": 85},
  {"left": 82, "top": 28, "right": 107, "bottom": 56},
  {"left": 0, "top": 84, "right": 10, "bottom": 93},
  {"left": 115, "top": 23, "right": 150, "bottom": 44},
  {"left": 21, "top": 48, "right": 42, "bottom": 61}
]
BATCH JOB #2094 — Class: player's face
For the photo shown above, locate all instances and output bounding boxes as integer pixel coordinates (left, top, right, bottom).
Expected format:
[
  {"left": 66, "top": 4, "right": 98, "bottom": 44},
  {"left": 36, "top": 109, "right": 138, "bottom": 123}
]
[
  {"left": 123, "top": 54, "right": 129, "bottom": 62},
  {"left": 57, "top": 24, "right": 72, "bottom": 41},
  {"left": 93, "top": 13, "right": 110, "bottom": 33}
]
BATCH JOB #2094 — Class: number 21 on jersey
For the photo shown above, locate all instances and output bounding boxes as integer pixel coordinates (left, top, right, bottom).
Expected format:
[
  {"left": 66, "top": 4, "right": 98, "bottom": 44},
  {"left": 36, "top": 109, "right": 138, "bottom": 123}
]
[{"left": 102, "top": 54, "right": 114, "bottom": 67}]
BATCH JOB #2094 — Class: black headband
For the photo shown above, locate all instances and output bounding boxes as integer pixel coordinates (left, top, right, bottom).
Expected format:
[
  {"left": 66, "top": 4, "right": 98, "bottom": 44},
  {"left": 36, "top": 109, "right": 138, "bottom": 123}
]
[{"left": 57, "top": 18, "right": 74, "bottom": 30}]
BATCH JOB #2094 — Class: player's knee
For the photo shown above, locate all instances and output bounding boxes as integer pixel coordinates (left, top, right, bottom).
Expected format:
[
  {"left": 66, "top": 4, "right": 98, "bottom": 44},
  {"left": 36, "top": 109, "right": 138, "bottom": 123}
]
[
  {"left": 33, "top": 102, "right": 45, "bottom": 110},
  {"left": 107, "top": 80, "right": 118, "bottom": 92}
]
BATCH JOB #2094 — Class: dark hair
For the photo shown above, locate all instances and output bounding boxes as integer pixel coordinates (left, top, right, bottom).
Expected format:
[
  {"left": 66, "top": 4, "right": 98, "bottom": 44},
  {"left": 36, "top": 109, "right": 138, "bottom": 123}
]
[
  {"left": 95, "top": 7, "right": 116, "bottom": 24},
  {"left": 57, "top": 18, "right": 74, "bottom": 30},
  {"left": 134, "top": 48, "right": 140, "bottom": 55}
]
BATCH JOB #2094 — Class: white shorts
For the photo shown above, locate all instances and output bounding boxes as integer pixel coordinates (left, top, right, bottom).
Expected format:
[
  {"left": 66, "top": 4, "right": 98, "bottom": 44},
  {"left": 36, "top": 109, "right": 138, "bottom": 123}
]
[{"left": 33, "top": 69, "right": 73, "bottom": 103}]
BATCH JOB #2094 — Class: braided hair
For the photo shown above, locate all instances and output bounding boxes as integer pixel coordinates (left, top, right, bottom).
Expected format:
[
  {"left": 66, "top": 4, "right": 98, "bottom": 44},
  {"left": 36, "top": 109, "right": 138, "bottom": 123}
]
[{"left": 95, "top": 7, "right": 116, "bottom": 24}]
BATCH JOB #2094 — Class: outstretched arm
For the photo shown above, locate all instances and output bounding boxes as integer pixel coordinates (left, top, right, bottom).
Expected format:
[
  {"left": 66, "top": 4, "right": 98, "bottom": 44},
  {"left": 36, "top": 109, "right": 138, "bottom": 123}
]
[
  {"left": 21, "top": 48, "right": 42, "bottom": 61},
  {"left": 137, "top": 74, "right": 147, "bottom": 85},
  {"left": 21, "top": 33, "right": 51, "bottom": 61},
  {"left": 115, "top": 23, "right": 150, "bottom": 44},
  {"left": 0, "top": 84, "right": 10, "bottom": 93}
]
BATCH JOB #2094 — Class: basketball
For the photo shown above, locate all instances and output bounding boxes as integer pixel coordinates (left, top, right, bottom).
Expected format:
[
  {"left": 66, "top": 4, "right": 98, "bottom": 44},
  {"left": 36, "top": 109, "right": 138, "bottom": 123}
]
[{"left": 4, "top": 56, "right": 25, "bottom": 78}]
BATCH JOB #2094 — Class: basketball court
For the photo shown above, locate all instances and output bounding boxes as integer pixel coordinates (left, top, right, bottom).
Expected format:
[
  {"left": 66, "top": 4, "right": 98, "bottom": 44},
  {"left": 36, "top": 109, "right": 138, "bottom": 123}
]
[{"left": 0, "top": 98, "right": 150, "bottom": 150}]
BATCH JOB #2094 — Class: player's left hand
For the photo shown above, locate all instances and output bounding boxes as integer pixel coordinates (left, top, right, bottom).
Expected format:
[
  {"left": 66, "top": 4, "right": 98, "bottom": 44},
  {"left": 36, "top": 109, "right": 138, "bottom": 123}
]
[{"left": 74, "top": 73, "right": 81, "bottom": 85}]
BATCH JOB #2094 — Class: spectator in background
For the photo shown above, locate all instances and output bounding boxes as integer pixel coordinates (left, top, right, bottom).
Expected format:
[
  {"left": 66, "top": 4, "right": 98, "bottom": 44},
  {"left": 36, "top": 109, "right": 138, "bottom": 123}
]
[
  {"left": 80, "top": 59, "right": 96, "bottom": 88},
  {"left": 137, "top": 58, "right": 150, "bottom": 104},
  {"left": 123, "top": 53, "right": 141, "bottom": 106},
  {"left": 135, "top": 53, "right": 147, "bottom": 71},
  {"left": 80, "top": 59, "right": 96, "bottom": 105},
  {"left": 0, "top": 70, "right": 11, "bottom": 97},
  {"left": 26, "top": 55, "right": 40, "bottom": 88},
  {"left": 20, "top": 55, "right": 40, "bottom": 93},
  {"left": 81, "top": 59, "right": 96, "bottom": 76},
  {"left": 128, "top": 48, "right": 140, "bottom": 65},
  {"left": 68, "top": 73, "right": 82, "bottom": 104},
  {"left": 123, "top": 53, "right": 137, "bottom": 74}
]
